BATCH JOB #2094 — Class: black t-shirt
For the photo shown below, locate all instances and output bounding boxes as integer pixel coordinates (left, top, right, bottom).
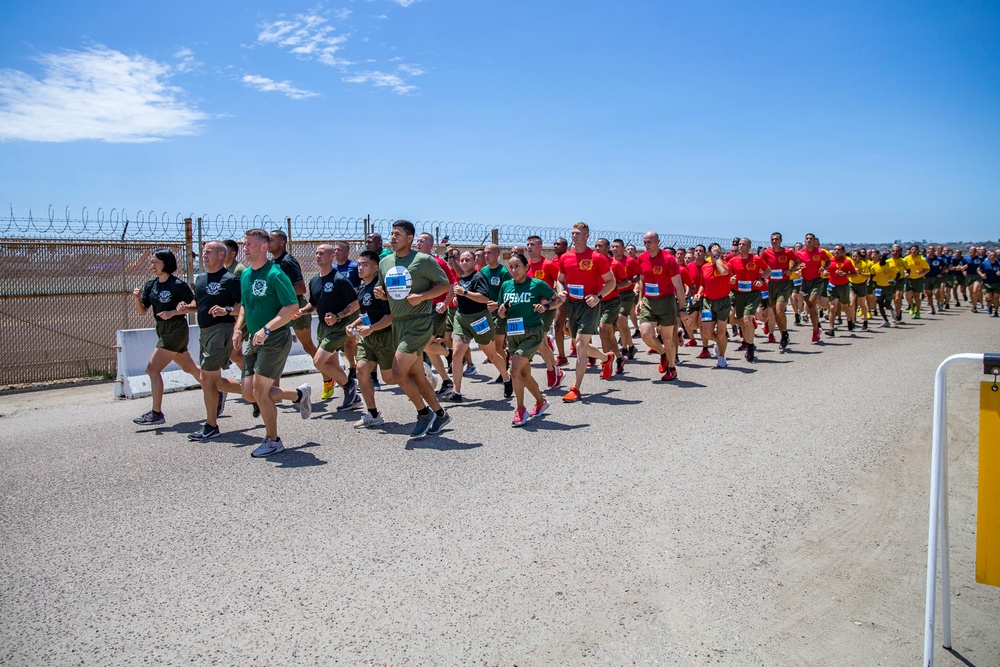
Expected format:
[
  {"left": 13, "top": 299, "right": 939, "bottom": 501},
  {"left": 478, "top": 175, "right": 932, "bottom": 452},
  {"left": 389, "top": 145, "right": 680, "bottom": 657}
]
[
  {"left": 356, "top": 277, "right": 391, "bottom": 327},
  {"left": 456, "top": 271, "right": 491, "bottom": 315},
  {"left": 193, "top": 268, "right": 242, "bottom": 329},
  {"left": 273, "top": 251, "right": 304, "bottom": 285},
  {"left": 141, "top": 274, "right": 193, "bottom": 321},
  {"left": 308, "top": 270, "right": 358, "bottom": 320}
]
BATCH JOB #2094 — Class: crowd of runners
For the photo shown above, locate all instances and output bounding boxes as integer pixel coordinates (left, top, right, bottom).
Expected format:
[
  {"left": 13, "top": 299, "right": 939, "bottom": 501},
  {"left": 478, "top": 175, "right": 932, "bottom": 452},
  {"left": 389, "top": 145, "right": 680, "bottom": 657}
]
[{"left": 130, "top": 220, "right": 1000, "bottom": 456}]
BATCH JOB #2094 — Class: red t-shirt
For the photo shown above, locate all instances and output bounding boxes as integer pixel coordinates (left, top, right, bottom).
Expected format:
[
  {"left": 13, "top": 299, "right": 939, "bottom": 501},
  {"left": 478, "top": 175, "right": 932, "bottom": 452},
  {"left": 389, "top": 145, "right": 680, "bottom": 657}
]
[
  {"left": 604, "top": 258, "right": 629, "bottom": 301},
  {"left": 701, "top": 260, "right": 731, "bottom": 300},
  {"left": 727, "top": 255, "right": 766, "bottom": 292},
  {"left": 528, "top": 257, "right": 559, "bottom": 288},
  {"left": 760, "top": 247, "right": 798, "bottom": 281},
  {"left": 432, "top": 256, "right": 458, "bottom": 305},
  {"left": 637, "top": 250, "right": 681, "bottom": 298},
  {"left": 558, "top": 248, "right": 611, "bottom": 301},
  {"left": 682, "top": 261, "right": 704, "bottom": 291},
  {"left": 621, "top": 255, "right": 640, "bottom": 281},
  {"left": 827, "top": 256, "right": 856, "bottom": 286},
  {"left": 796, "top": 247, "right": 831, "bottom": 280}
]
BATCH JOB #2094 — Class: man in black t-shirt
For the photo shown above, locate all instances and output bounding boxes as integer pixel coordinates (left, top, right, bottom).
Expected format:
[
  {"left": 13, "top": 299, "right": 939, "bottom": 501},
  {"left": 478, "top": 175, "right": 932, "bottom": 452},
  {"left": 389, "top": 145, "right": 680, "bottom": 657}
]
[
  {"left": 348, "top": 250, "right": 395, "bottom": 428},
  {"left": 331, "top": 240, "right": 361, "bottom": 398},
  {"left": 177, "top": 240, "right": 244, "bottom": 441},
  {"left": 295, "top": 244, "right": 361, "bottom": 411}
]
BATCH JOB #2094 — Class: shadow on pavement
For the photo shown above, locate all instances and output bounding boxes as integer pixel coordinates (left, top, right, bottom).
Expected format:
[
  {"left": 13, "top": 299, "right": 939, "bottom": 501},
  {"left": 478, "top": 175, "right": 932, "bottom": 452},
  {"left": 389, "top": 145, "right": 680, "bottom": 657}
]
[
  {"left": 405, "top": 437, "right": 484, "bottom": 452},
  {"left": 583, "top": 391, "right": 642, "bottom": 406},
  {"left": 270, "top": 441, "right": 328, "bottom": 468}
]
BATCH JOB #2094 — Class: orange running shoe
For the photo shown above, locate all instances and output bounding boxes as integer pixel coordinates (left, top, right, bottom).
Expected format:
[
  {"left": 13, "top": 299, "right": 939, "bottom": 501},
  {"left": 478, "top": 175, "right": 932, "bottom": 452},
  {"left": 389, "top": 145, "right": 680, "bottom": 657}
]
[
  {"left": 600, "top": 352, "right": 614, "bottom": 380},
  {"left": 563, "top": 386, "right": 582, "bottom": 403}
]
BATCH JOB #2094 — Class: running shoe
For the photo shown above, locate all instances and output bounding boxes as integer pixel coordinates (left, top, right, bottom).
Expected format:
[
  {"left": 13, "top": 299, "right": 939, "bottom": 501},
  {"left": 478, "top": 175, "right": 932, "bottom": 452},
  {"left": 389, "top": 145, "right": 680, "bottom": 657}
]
[
  {"left": 712, "top": 342, "right": 719, "bottom": 358},
  {"left": 546, "top": 367, "right": 556, "bottom": 388},
  {"left": 545, "top": 335, "right": 555, "bottom": 352},
  {"left": 627, "top": 345, "right": 637, "bottom": 361},
  {"left": 646, "top": 347, "right": 658, "bottom": 355},
  {"left": 632, "top": 328, "right": 640, "bottom": 338},
  {"left": 354, "top": 412, "right": 385, "bottom": 429},
  {"left": 562, "top": 386, "right": 582, "bottom": 403},
  {"left": 744, "top": 344, "right": 755, "bottom": 362},
  {"left": 424, "top": 363, "right": 440, "bottom": 391},
  {"left": 879, "top": 321, "right": 891, "bottom": 328},
  {"left": 762, "top": 322, "right": 770, "bottom": 334},
  {"left": 684, "top": 339, "right": 698, "bottom": 347},
  {"left": 493, "top": 374, "right": 505, "bottom": 384},
  {"left": 252, "top": 402, "right": 260, "bottom": 418},
  {"left": 321, "top": 379, "right": 335, "bottom": 400},
  {"left": 661, "top": 367, "right": 678, "bottom": 381},
  {"left": 217, "top": 391, "right": 227, "bottom": 418},
  {"left": 716, "top": 357, "right": 728, "bottom": 369},
  {"left": 427, "top": 410, "right": 452, "bottom": 435},
  {"left": 779, "top": 332, "right": 789, "bottom": 350},
  {"left": 188, "top": 424, "right": 221, "bottom": 441},
  {"left": 824, "top": 329, "right": 835, "bottom": 338},
  {"left": 600, "top": 353, "right": 614, "bottom": 380},
  {"left": 697, "top": 348, "right": 711, "bottom": 359},
  {"left": 862, "top": 320, "right": 868, "bottom": 330},
  {"left": 914, "top": 312, "right": 921, "bottom": 319},
  {"left": 569, "top": 343, "right": 577, "bottom": 357},
  {"left": 436, "top": 379, "right": 453, "bottom": 396},
  {"left": 504, "top": 379, "right": 514, "bottom": 399},
  {"left": 133, "top": 410, "right": 165, "bottom": 425},
  {"left": 463, "top": 364, "right": 478, "bottom": 377},
  {"left": 549, "top": 368, "right": 564, "bottom": 388},
  {"left": 337, "top": 379, "right": 361, "bottom": 411},
  {"left": 737, "top": 341, "right": 748, "bottom": 352},
  {"left": 930, "top": 307, "right": 936, "bottom": 315},
  {"left": 512, "top": 407, "right": 530, "bottom": 427},
  {"left": 657, "top": 353, "right": 668, "bottom": 373},
  {"left": 767, "top": 333, "right": 776, "bottom": 344},
  {"left": 441, "top": 390, "right": 464, "bottom": 402},
  {"left": 811, "top": 330, "right": 821, "bottom": 344},
  {"left": 615, "top": 355, "right": 626, "bottom": 375},
  {"left": 847, "top": 320, "right": 855, "bottom": 332},
  {"left": 794, "top": 313, "right": 801, "bottom": 326},
  {"left": 409, "top": 412, "right": 435, "bottom": 439},
  {"left": 529, "top": 399, "right": 550, "bottom": 418},
  {"left": 556, "top": 355, "right": 569, "bottom": 367},
  {"left": 297, "top": 384, "right": 313, "bottom": 419},
  {"left": 251, "top": 437, "right": 284, "bottom": 458}
]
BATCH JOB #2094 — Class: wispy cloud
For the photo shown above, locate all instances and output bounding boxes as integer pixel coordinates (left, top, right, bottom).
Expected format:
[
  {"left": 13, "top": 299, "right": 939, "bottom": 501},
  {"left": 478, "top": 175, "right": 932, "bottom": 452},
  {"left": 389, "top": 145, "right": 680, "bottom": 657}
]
[
  {"left": 173, "top": 47, "right": 200, "bottom": 73},
  {"left": 344, "top": 69, "right": 418, "bottom": 95},
  {"left": 393, "top": 0, "right": 420, "bottom": 7},
  {"left": 257, "top": 11, "right": 352, "bottom": 68},
  {"left": 242, "top": 74, "right": 319, "bottom": 100},
  {"left": 0, "top": 46, "right": 208, "bottom": 143}
]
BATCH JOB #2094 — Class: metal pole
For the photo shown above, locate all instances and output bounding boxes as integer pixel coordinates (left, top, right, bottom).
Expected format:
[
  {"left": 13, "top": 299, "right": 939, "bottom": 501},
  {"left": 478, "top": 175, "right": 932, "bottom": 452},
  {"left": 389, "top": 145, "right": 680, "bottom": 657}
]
[
  {"left": 492, "top": 228, "right": 499, "bottom": 245},
  {"left": 196, "top": 217, "right": 203, "bottom": 274},
  {"left": 183, "top": 217, "right": 195, "bottom": 326},
  {"left": 286, "top": 217, "right": 293, "bottom": 248},
  {"left": 923, "top": 353, "right": 983, "bottom": 666}
]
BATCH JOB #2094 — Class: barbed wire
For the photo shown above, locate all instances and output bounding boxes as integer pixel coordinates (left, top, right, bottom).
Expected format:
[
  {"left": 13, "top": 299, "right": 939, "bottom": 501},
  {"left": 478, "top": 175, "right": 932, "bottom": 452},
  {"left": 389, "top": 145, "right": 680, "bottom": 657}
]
[{"left": 1, "top": 204, "right": 769, "bottom": 248}]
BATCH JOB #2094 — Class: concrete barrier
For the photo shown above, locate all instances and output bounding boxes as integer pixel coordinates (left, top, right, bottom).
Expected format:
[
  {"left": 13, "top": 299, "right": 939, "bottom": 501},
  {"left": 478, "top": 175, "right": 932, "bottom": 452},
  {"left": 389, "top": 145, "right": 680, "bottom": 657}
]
[{"left": 115, "top": 318, "right": 318, "bottom": 399}]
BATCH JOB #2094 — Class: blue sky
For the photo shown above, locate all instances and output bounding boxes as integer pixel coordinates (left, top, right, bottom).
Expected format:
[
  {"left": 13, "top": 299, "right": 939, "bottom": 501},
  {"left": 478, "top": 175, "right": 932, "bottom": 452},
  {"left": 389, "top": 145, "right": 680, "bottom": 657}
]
[{"left": 1, "top": 0, "right": 998, "bottom": 242}]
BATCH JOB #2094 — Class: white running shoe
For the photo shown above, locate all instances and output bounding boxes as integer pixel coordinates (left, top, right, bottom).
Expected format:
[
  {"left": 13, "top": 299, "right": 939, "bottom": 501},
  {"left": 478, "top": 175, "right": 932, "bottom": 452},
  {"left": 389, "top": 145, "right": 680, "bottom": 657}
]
[
  {"left": 716, "top": 357, "right": 728, "bottom": 369},
  {"left": 354, "top": 412, "right": 385, "bottom": 429},
  {"left": 251, "top": 437, "right": 285, "bottom": 458},
  {"left": 297, "top": 384, "right": 312, "bottom": 419},
  {"left": 423, "top": 362, "right": 440, "bottom": 391}
]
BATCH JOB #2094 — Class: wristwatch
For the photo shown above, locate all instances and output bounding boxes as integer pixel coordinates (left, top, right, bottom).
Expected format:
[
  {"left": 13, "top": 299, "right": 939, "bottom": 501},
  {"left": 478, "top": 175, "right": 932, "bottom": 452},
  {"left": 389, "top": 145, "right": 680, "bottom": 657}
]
[
  {"left": 263, "top": 326, "right": 272, "bottom": 336},
  {"left": 225, "top": 306, "right": 233, "bottom": 314}
]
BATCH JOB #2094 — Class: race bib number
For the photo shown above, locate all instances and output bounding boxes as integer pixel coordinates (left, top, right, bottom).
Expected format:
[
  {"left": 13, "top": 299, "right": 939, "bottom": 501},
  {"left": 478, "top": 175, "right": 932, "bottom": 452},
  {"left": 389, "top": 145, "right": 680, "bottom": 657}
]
[
  {"left": 506, "top": 317, "right": 525, "bottom": 335},
  {"left": 645, "top": 283, "right": 660, "bottom": 297},
  {"left": 761, "top": 291, "right": 769, "bottom": 300},
  {"left": 875, "top": 288, "right": 883, "bottom": 297},
  {"left": 770, "top": 270, "right": 783, "bottom": 280},
  {"left": 384, "top": 266, "right": 412, "bottom": 300},
  {"left": 568, "top": 284, "right": 585, "bottom": 299},
  {"left": 701, "top": 307, "right": 712, "bottom": 322},
  {"left": 793, "top": 278, "right": 803, "bottom": 286},
  {"left": 737, "top": 281, "right": 752, "bottom": 292},
  {"left": 828, "top": 282, "right": 835, "bottom": 292},
  {"left": 360, "top": 313, "right": 371, "bottom": 327},
  {"left": 470, "top": 316, "right": 490, "bottom": 335}
]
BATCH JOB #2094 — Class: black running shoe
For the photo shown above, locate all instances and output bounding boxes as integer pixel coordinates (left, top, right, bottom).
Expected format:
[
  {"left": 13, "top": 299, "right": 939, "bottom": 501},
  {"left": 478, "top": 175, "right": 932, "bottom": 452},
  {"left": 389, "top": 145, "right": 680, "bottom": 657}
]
[{"left": 188, "top": 424, "right": 221, "bottom": 441}]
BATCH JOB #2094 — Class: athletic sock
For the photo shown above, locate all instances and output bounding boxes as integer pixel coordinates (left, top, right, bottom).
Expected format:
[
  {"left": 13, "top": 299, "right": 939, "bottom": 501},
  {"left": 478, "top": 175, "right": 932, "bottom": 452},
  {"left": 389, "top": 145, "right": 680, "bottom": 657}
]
[
  {"left": 294, "top": 388, "right": 302, "bottom": 403},
  {"left": 436, "top": 408, "right": 446, "bottom": 418},
  {"left": 348, "top": 367, "right": 357, "bottom": 380},
  {"left": 369, "top": 408, "right": 379, "bottom": 418},
  {"left": 417, "top": 407, "right": 431, "bottom": 416}
]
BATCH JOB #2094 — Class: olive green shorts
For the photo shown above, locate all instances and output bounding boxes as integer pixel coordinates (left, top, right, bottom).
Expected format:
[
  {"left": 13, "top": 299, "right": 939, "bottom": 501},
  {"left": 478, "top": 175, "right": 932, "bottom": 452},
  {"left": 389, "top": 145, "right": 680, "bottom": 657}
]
[
  {"left": 317, "top": 321, "right": 348, "bottom": 353},
  {"left": 770, "top": 279, "right": 794, "bottom": 304},
  {"left": 198, "top": 323, "right": 234, "bottom": 372},
  {"left": 618, "top": 292, "right": 636, "bottom": 317},
  {"left": 639, "top": 295, "right": 679, "bottom": 327},
  {"left": 507, "top": 325, "right": 544, "bottom": 359},
  {"left": 944, "top": 274, "right": 956, "bottom": 286},
  {"left": 849, "top": 282, "right": 869, "bottom": 297},
  {"left": 701, "top": 295, "right": 732, "bottom": 322},
  {"left": 290, "top": 295, "right": 312, "bottom": 330},
  {"left": 599, "top": 296, "right": 621, "bottom": 326},
  {"left": 540, "top": 308, "right": 556, "bottom": 334},
  {"left": 243, "top": 327, "right": 292, "bottom": 381},
  {"left": 431, "top": 307, "right": 449, "bottom": 339},
  {"left": 791, "top": 278, "right": 803, "bottom": 294},
  {"left": 392, "top": 315, "right": 433, "bottom": 355},
  {"left": 452, "top": 310, "right": 495, "bottom": 346},
  {"left": 984, "top": 282, "right": 1000, "bottom": 295},
  {"left": 928, "top": 276, "right": 946, "bottom": 290},
  {"left": 357, "top": 328, "right": 395, "bottom": 371},
  {"left": 905, "top": 278, "right": 924, "bottom": 293},
  {"left": 802, "top": 277, "right": 827, "bottom": 298},
  {"left": 732, "top": 291, "right": 762, "bottom": 318},
  {"left": 873, "top": 284, "right": 894, "bottom": 300},
  {"left": 567, "top": 299, "right": 599, "bottom": 336},
  {"left": 966, "top": 274, "right": 982, "bottom": 287},
  {"left": 827, "top": 283, "right": 850, "bottom": 303},
  {"left": 155, "top": 318, "right": 189, "bottom": 354},
  {"left": 489, "top": 311, "right": 508, "bottom": 339}
]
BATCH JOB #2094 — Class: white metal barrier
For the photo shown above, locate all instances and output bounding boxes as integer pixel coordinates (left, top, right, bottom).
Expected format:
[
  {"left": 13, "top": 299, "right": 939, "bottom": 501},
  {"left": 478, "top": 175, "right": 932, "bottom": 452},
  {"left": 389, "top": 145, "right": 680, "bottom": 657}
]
[
  {"left": 114, "top": 318, "right": 319, "bottom": 399},
  {"left": 923, "top": 352, "right": 1000, "bottom": 666}
]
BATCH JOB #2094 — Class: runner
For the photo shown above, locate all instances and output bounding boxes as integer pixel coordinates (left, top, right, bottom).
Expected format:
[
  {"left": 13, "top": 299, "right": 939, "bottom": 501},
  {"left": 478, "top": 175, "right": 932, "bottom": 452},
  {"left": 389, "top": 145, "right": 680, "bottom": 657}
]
[
  {"left": 824, "top": 245, "right": 858, "bottom": 337},
  {"left": 796, "top": 233, "right": 831, "bottom": 343},
  {"left": 179, "top": 241, "right": 243, "bottom": 441},
  {"left": 637, "top": 230, "right": 686, "bottom": 379},
  {"left": 727, "top": 238, "right": 766, "bottom": 360},
  {"left": 865, "top": 248, "right": 880, "bottom": 318},
  {"left": 557, "top": 222, "right": 616, "bottom": 401},
  {"left": 611, "top": 238, "right": 640, "bottom": 360},
  {"left": 790, "top": 241, "right": 805, "bottom": 325},
  {"left": 870, "top": 250, "right": 900, "bottom": 327},
  {"left": 923, "top": 245, "right": 945, "bottom": 315},
  {"left": 759, "top": 232, "right": 800, "bottom": 350},
  {"left": 329, "top": 240, "right": 361, "bottom": 399},
  {"left": 446, "top": 250, "right": 512, "bottom": 402},
  {"left": 234, "top": 229, "right": 313, "bottom": 458},
  {"left": 848, "top": 249, "right": 872, "bottom": 330},
  {"left": 222, "top": 239, "right": 246, "bottom": 369},
  {"left": 349, "top": 250, "right": 395, "bottom": 428},
  {"left": 552, "top": 236, "right": 570, "bottom": 366},
  {"left": 131, "top": 248, "right": 201, "bottom": 426},
  {"left": 699, "top": 243, "right": 732, "bottom": 368},
  {"left": 268, "top": 230, "right": 322, "bottom": 383},
  {"left": 683, "top": 245, "right": 709, "bottom": 358},
  {"left": 625, "top": 243, "right": 641, "bottom": 336},
  {"left": 978, "top": 250, "right": 1000, "bottom": 317},
  {"left": 885, "top": 244, "right": 908, "bottom": 322},
  {"left": 376, "top": 220, "right": 453, "bottom": 439},
  {"left": 498, "top": 252, "right": 564, "bottom": 425},
  {"left": 526, "top": 234, "right": 565, "bottom": 388},
  {"left": 594, "top": 238, "right": 629, "bottom": 376},
  {"left": 480, "top": 243, "right": 513, "bottom": 386},
  {"left": 416, "top": 233, "right": 458, "bottom": 395},
  {"left": 297, "top": 244, "right": 361, "bottom": 411},
  {"left": 965, "top": 246, "right": 985, "bottom": 313},
  {"left": 902, "top": 244, "right": 930, "bottom": 319}
]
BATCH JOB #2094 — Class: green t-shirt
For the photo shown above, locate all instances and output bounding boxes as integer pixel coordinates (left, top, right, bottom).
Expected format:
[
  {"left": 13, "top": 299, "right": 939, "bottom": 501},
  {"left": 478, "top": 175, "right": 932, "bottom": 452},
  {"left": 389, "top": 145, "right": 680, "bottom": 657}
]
[
  {"left": 499, "top": 278, "right": 555, "bottom": 331},
  {"left": 378, "top": 250, "right": 448, "bottom": 320},
  {"left": 378, "top": 248, "right": 393, "bottom": 260},
  {"left": 240, "top": 260, "right": 298, "bottom": 336},
  {"left": 480, "top": 264, "right": 513, "bottom": 301}
]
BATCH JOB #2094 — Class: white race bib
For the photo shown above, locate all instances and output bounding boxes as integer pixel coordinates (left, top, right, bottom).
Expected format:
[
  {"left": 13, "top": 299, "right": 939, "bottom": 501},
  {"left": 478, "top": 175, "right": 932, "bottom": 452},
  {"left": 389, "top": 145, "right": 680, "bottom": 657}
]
[
  {"left": 770, "top": 270, "right": 783, "bottom": 280},
  {"left": 761, "top": 291, "right": 769, "bottom": 300},
  {"left": 645, "top": 283, "right": 660, "bottom": 297},
  {"left": 360, "top": 313, "right": 371, "bottom": 327},
  {"left": 793, "top": 278, "right": 803, "bottom": 286},
  {"left": 568, "top": 284, "right": 585, "bottom": 299},
  {"left": 875, "top": 288, "right": 883, "bottom": 297},
  {"left": 737, "top": 281, "right": 752, "bottom": 292},
  {"left": 701, "top": 307, "right": 712, "bottom": 321},
  {"left": 828, "top": 282, "right": 836, "bottom": 292},
  {"left": 506, "top": 317, "right": 525, "bottom": 335},
  {"left": 471, "top": 316, "right": 490, "bottom": 335},
  {"left": 384, "top": 266, "right": 412, "bottom": 300}
]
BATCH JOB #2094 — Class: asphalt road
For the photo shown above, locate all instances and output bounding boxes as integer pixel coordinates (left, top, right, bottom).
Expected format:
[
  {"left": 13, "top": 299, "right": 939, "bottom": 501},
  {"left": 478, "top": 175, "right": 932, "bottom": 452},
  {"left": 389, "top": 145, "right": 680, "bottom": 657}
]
[{"left": 2, "top": 307, "right": 998, "bottom": 666}]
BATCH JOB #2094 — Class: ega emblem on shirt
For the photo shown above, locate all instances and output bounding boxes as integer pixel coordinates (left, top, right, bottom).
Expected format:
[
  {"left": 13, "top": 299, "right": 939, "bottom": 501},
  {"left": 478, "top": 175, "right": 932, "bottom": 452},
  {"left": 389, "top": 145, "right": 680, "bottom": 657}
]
[
  {"left": 534, "top": 270, "right": 545, "bottom": 279},
  {"left": 652, "top": 266, "right": 663, "bottom": 275},
  {"left": 579, "top": 259, "right": 593, "bottom": 270}
]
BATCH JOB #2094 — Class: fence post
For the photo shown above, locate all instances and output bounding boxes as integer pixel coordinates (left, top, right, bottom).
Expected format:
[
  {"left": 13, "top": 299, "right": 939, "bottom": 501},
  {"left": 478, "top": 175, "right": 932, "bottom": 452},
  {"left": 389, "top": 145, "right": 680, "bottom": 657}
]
[
  {"left": 184, "top": 217, "right": 195, "bottom": 325},
  {"left": 492, "top": 228, "right": 499, "bottom": 245},
  {"left": 196, "top": 217, "right": 203, "bottom": 274},
  {"left": 364, "top": 215, "right": 370, "bottom": 240},
  {"left": 286, "top": 217, "right": 293, "bottom": 251}
]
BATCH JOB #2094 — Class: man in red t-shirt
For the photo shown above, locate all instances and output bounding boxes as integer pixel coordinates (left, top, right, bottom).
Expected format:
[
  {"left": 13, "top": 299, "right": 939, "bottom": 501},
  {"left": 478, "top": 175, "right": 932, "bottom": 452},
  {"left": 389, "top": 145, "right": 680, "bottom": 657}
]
[
  {"left": 795, "top": 233, "right": 832, "bottom": 343},
  {"left": 595, "top": 238, "right": 632, "bottom": 376},
  {"left": 824, "top": 244, "right": 857, "bottom": 337},
  {"left": 759, "top": 231, "right": 802, "bottom": 350},
  {"left": 552, "top": 236, "right": 570, "bottom": 365},
  {"left": 683, "top": 245, "right": 709, "bottom": 358},
  {"left": 637, "top": 231, "right": 686, "bottom": 381},
  {"left": 700, "top": 243, "right": 732, "bottom": 368},
  {"left": 417, "top": 233, "right": 457, "bottom": 390},
  {"left": 612, "top": 239, "right": 640, "bottom": 360},
  {"left": 726, "top": 238, "right": 766, "bottom": 362},
  {"left": 556, "top": 223, "right": 616, "bottom": 402},
  {"left": 527, "top": 234, "right": 564, "bottom": 389}
]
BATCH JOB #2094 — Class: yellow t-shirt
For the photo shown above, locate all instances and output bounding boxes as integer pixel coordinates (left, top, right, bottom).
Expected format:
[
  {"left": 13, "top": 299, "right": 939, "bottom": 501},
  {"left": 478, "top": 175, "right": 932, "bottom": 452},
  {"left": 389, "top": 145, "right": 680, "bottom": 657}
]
[
  {"left": 871, "top": 260, "right": 901, "bottom": 287},
  {"left": 903, "top": 254, "right": 930, "bottom": 278},
  {"left": 849, "top": 259, "right": 872, "bottom": 284}
]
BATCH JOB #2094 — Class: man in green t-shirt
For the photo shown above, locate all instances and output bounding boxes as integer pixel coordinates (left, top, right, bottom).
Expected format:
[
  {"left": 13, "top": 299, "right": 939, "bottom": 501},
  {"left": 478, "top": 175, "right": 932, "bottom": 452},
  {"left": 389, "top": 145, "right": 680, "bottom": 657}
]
[
  {"left": 233, "top": 228, "right": 314, "bottom": 459},
  {"left": 376, "top": 220, "right": 452, "bottom": 439}
]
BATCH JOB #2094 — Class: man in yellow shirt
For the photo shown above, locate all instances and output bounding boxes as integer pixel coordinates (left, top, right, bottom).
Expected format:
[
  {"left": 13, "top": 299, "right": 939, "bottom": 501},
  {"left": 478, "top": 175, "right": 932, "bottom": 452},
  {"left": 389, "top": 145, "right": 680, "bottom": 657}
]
[
  {"left": 885, "top": 245, "right": 908, "bottom": 323},
  {"left": 903, "top": 244, "right": 931, "bottom": 319},
  {"left": 870, "top": 250, "right": 900, "bottom": 327},
  {"left": 849, "top": 249, "right": 872, "bottom": 329}
]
